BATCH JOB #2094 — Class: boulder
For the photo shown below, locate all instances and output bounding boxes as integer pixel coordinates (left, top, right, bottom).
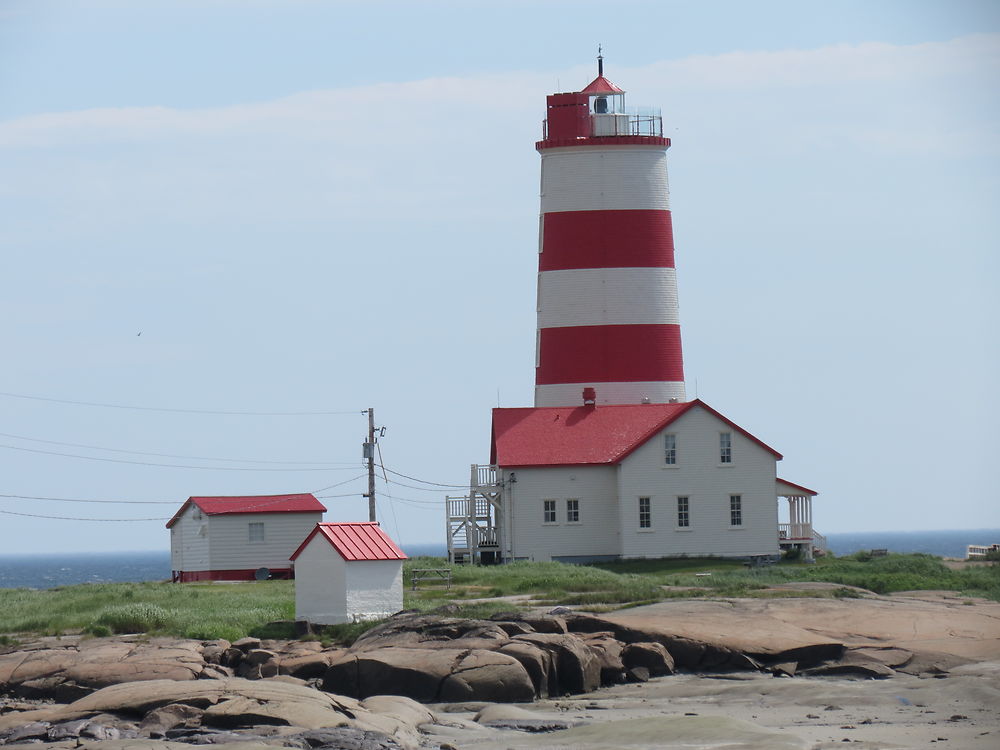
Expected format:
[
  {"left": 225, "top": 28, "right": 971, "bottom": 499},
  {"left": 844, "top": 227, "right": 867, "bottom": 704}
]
[
  {"left": 324, "top": 648, "right": 457, "bottom": 701},
  {"left": 278, "top": 652, "right": 335, "bottom": 680},
  {"left": 622, "top": 642, "right": 675, "bottom": 676},
  {"left": 438, "top": 650, "right": 535, "bottom": 703},
  {"left": 577, "top": 632, "right": 626, "bottom": 685},
  {"left": 139, "top": 703, "right": 205, "bottom": 736},
  {"left": 511, "top": 633, "right": 601, "bottom": 695},
  {"left": 498, "top": 641, "right": 552, "bottom": 697},
  {"left": 231, "top": 637, "right": 262, "bottom": 651}
]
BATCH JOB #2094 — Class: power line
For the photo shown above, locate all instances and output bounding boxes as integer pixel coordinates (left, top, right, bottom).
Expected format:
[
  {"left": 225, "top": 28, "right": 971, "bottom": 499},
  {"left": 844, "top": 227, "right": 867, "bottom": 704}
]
[
  {"left": 0, "top": 430, "right": 356, "bottom": 466},
  {"left": 0, "top": 508, "right": 168, "bottom": 522},
  {"left": 312, "top": 473, "right": 368, "bottom": 494},
  {"left": 0, "top": 443, "right": 362, "bottom": 472},
  {"left": 0, "top": 390, "right": 363, "bottom": 416},
  {"left": 0, "top": 493, "right": 176, "bottom": 504},
  {"left": 378, "top": 464, "right": 467, "bottom": 488}
]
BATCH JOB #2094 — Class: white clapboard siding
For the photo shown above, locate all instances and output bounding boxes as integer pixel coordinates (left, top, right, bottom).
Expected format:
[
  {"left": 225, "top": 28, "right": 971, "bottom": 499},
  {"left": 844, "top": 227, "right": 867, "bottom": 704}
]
[
  {"left": 294, "top": 538, "right": 347, "bottom": 624},
  {"left": 344, "top": 561, "right": 404, "bottom": 622},
  {"left": 170, "top": 508, "right": 209, "bottom": 571},
  {"left": 540, "top": 146, "right": 670, "bottom": 214},
  {"left": 537, "top": 268, "right": 680, "bottom": 328},
  {"left": 207, "top": 512, "right": 323, "bottom": 571},
  {"left": 505, "top": 465, "right": 620, "bottom": 562},
  {"left": 617, "top": 405, "right": 779, "bottom": 558}
]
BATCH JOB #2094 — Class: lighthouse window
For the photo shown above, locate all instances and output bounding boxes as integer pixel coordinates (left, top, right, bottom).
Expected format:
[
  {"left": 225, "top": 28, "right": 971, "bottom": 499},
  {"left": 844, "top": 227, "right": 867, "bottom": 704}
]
[
  {"left": 664, "top": 434, "right": 677, "bottom": 465},
  {"left": 638, "top": 497, "right": 652, "bottom": 529},
  {"left": 543, "top": 500, "right": 557, "bottom": 524},
  {"left": 720, "top": 433, "right": 732, "bottom": 464}
]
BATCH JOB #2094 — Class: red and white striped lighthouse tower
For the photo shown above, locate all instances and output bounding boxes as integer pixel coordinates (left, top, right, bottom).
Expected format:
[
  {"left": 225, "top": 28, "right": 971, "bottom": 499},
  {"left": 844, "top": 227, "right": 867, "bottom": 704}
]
[{"left": 534, "top": 57, "right": 685, "bottom": 407}]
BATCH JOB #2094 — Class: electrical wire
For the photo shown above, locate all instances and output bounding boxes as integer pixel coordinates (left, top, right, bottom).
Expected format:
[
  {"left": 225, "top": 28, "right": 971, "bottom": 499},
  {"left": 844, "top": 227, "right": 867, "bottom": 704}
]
[
  {"left": 0, "top": 508, "right": 169, "bottom": 522},
  {"left": 378, "top": 464, "right": 467, "bottom": 488},
  {"left": 0, "top": 443, "right": 361, "bottom": 472},
  {"left": 0, "top": 493, "right": 176, "bottom": 504},
  {"left": 312, "top": 473, "right": 367, "bottom": 494},
  {"left": 0, "top": 390, "right": 363, "bottom": 416},
  {"left": 0, "top": 430, "right": 355, "bottom": 466}
]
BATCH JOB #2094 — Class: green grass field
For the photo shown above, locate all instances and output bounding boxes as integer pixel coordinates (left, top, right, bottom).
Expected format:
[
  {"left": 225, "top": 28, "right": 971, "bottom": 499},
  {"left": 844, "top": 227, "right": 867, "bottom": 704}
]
[{"left": 0, "top": 553, "right": 996, "bottom": 643}]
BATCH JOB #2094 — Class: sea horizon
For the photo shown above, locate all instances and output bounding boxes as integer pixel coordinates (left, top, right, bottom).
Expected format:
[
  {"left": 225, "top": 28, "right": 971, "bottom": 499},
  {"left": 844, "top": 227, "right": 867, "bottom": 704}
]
[{"left": 1, "top": 529, "right": 997, "bottom": 590}]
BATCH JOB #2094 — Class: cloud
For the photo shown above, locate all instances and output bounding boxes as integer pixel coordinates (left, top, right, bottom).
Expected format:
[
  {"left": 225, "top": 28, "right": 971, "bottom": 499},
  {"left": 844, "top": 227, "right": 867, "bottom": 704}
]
[{"left": 1, "top": 34, "right": 996, "bottom": 150}]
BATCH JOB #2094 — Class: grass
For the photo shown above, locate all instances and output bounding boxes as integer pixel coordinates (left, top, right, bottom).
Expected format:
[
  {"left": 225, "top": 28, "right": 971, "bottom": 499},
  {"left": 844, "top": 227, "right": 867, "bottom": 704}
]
[{"left": 0, "top": 554, "right": 995, "bottom": 643}]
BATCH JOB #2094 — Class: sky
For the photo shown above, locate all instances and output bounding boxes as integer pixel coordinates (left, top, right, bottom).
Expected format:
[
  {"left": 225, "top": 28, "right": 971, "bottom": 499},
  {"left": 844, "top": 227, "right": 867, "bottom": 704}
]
[{"left": 0, "top": 0, "right": 998, "bottom": 555}]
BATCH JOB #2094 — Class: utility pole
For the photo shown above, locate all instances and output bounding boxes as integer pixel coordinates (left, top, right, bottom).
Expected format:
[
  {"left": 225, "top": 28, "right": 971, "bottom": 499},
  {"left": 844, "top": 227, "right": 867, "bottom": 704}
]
[{"left": 363, "top": 407, "right": 376, "bottom": 522}]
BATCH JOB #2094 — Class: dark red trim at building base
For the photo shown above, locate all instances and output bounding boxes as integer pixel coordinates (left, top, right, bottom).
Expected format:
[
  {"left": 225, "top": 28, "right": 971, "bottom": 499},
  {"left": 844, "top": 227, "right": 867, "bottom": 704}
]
[
  {"left": 536, "top": 135, "right": 670, "bottom": 151},
  {"left": 171, "top": 568, "right": 293, "bottom": 583},
  {"left": 540, "top": 209, "right": 675, "bottom": 271},
  {"left": 536, "top": 324, "right": 685, "bottom": 385}
]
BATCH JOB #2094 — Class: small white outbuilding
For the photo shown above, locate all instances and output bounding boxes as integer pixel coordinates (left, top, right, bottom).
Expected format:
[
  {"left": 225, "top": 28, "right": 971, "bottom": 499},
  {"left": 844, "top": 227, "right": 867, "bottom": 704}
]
[{"left": 290, "top": 522, "right": 407, "bottom": 625}]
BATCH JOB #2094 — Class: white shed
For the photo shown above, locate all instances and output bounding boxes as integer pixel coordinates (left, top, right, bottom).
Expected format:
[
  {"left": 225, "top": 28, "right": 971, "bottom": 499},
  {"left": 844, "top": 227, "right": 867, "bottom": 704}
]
[
  {"left": 290, "top": 522, "right": 407, "bottom": 625},
  {"left": 167, "top": 493, "right": 326, "bottom": 582}
]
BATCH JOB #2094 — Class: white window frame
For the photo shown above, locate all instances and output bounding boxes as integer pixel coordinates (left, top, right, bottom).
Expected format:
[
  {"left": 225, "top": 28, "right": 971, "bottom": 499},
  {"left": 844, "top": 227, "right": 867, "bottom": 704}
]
[
  {"left": 248, "top": 522, "right": 265, "bottom": 543},
  {"left": 720, "top": 432, "right": 733, "bottom": 464},
  {"left": 543, "top": 499, "right": 558, "bottom": 524},
  {"left": 729, "top": 494, "right": 743, "bottom": 527},
  {"left": 677, "top": 496, "right": 690, "bottom": 528},
  {"left": 664, "top": 433, "right": 677, "bottom": 466},
  {"left": 566, "top": 498, "right": 580, "bottom": 524},
  {"left": 638, "top": 496, "right": 652, "bottom": 530}
]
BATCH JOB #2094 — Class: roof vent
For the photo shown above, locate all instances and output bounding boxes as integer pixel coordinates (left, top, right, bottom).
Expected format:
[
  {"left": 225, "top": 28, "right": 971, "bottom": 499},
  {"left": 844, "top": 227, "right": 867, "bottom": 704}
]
[{"left": 582, "top": 387, "right": 597, "bottom": 406}]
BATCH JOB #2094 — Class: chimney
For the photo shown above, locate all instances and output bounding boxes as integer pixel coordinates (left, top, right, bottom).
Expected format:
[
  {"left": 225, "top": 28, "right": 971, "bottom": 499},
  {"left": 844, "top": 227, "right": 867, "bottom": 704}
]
[{"left": 582, "top": 387, "right": 597, "bottom": 406}]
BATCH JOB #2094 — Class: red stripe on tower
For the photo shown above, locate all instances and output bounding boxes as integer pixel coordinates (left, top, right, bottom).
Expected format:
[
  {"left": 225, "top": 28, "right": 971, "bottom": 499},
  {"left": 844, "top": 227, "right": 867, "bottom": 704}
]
[
  {"left": 534, "top": 60, "right": 686, "bottom": 407},
  {"left": 540, "top": 210, "right": 675, "bottom": 271}
]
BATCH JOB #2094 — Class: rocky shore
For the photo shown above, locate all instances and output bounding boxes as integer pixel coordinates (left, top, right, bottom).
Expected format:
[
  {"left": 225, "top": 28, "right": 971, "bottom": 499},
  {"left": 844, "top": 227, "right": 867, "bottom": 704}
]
[{"left": 2, "top": 590, "right": 999, "bottom": 749}]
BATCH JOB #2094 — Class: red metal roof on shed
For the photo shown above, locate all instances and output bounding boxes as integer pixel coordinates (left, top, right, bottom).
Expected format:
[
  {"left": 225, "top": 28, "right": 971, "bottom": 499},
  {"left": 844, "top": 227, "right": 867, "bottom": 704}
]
[
  {"left": 290, "top": 522, "right": 407, "bottom": 562},
  {"left": 490, "top": 399, "right": 782, "bottom": 468},
  {"left": 165, "top": 493, "right": 326, "bottom": 528}
]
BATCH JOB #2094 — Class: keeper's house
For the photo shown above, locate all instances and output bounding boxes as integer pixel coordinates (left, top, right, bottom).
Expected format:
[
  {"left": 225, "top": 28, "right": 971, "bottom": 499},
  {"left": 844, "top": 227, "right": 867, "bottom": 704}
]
[
  {"left": 290, "top": 522, "right": 407, "bottom": 625},
  {"left": 449, "top": 398, "right": 821, "bottom": 563},
  {"left": 167, "top": 493, "right": 326, "bottom": 582}
]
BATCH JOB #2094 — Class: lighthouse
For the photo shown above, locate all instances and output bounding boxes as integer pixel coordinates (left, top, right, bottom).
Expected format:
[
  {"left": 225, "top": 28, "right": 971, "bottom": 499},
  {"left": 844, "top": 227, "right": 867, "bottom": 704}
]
[
  {"left": 534, "top": 56, "right": 685, "bottom": 407},
  {"left": 447, "top": 58, "right": 823, "bottom": 567}
]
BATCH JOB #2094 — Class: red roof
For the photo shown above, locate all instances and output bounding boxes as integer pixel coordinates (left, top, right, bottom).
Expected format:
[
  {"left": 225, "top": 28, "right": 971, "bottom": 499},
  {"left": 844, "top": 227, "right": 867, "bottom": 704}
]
[
  {"left": 776, "top": 478, "right": 819, "bottom": 496},
  {"left": 491, "top": 399, "right": 782, "bottom": 468},
  {"left": 581, "top": 75, "right": 624, "bottom": 95},
  {"left": 290, "top": 522, "right": 407, "bottom": 562},
  {"left": 166, "top": 493, "right": 326, "bottom": 528}
]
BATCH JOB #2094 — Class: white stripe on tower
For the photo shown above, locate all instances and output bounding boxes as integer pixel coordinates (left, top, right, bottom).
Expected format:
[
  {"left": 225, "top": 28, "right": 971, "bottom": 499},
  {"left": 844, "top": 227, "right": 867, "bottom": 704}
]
[{"left": 533, "top": 79, "right": 685, "bottom": 407}]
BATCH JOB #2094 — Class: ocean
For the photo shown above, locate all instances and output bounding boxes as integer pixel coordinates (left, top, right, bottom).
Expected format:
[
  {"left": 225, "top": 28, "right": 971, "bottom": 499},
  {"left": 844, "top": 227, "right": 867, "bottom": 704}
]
[{"left": 1, "top": 532, "right": 997, "bottom": 590}]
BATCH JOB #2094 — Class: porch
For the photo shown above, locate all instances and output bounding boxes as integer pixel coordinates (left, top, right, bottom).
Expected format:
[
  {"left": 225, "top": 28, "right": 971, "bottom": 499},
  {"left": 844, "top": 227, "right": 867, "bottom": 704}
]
[
  {"left": 446, "top": 464, "right": 505, "bottom": 564},
  {"left": 777, "top": 478, "right": 824, "bottom": 560}
]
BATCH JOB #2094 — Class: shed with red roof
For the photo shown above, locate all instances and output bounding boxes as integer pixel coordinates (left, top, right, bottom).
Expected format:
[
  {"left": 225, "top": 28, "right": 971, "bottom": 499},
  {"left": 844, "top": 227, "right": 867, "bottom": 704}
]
[
  {"left": 290, "top": 522, "right": 407, "bottom": 624},
  {"left": 167, "top": 493, "right": 326, "bottom": 582}
]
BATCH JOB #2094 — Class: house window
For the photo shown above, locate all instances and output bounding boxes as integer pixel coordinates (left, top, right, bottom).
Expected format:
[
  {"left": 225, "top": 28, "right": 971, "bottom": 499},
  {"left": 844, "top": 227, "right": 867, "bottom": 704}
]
[
  {"left": 638, "top": 496, "right": 651, "bottom": 529},
  {"left": 730, "top": 495, "right": 742, "bottom": 526},
  {"left": 543, "top": 499, "right": 557, "bottom": 524},
  {"left": 720, "top": 432, "right": 732, "bottom": 464},
  {"left": 677, "top": 496, "right": 690, "bottom": 527},
  {"left": 664, "top": 434, "right": 677, "bottom": 465},
  {"left": 248, "top": 522, "right": 265, "bottom": 542},
  {"left": 566, "top": 498, "right": 580, "bottom": 523}
]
